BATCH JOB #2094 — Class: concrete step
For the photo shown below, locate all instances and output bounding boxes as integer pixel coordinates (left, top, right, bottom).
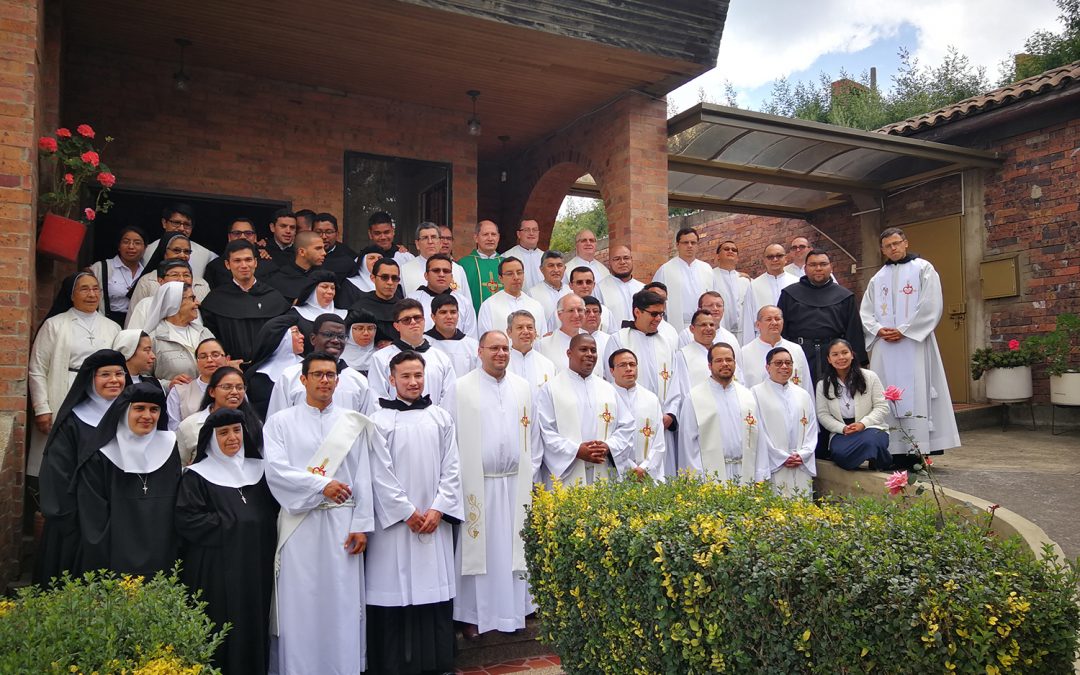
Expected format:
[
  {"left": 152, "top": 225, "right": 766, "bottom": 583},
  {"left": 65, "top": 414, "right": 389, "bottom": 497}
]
[
  {"left": 954, "top": 403, "right": 1003, "bottom": 431},
  {"left": 455, "top": 617, "right": 549, "bottom": 669},
  {"left": 953, "top": 402, "right": 1080, "bottom": 433}
]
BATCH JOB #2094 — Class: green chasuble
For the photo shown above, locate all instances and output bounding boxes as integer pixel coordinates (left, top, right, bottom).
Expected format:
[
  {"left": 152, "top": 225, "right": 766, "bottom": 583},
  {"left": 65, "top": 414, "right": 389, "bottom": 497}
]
[{"left": 459, "top": 250, "right": 503, "bottom": 308}]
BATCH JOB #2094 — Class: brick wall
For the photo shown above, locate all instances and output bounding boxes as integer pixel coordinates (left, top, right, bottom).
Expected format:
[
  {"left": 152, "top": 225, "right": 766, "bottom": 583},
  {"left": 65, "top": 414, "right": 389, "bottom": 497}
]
[
  {"left": 0, "top": 0, "right": 43, "bottom": 590},
  {"left": 61, "top": 47, "right": 479, "bottom": 258}
]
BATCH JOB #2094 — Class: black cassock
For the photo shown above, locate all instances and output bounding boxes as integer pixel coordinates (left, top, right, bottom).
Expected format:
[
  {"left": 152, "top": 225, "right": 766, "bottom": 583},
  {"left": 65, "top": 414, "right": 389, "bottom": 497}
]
[
  {"left": 35, "top": 415, "right": 92, "bottom": 585},
  {"left": 344, "top": 290, "right": 402, "bottom": 343},
  {"left": 175, "top": 471, "right": 278, "bottom": 675},
  {"left": 778, "top": 277, "right": 868, "bottom": 384},
  {"left": 200, "top": 281, "right": 291, "bottom": 367},
  {"left": 76, "top": 450, "right": 182, "bottom": 578}
]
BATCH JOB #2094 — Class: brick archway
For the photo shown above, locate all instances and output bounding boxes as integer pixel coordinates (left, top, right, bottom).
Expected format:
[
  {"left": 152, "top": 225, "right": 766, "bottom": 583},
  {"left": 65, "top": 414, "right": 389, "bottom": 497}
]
[{"left": 520, "top": 159, "right": 602, "bottom": 249}]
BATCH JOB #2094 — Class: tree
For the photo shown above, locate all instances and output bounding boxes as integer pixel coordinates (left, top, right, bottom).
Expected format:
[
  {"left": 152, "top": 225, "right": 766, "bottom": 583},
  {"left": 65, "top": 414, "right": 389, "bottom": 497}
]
[
  {"left": 1001, "top": 0, "right": 1080, "bottom": 83},
  {"left": 550, "top": 198, "right": 607, "bottom": 253}
]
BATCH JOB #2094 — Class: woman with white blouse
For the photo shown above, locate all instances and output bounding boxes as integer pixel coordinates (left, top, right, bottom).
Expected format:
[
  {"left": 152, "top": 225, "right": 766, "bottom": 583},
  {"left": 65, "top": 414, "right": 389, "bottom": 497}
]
[{"left": 815, "top": 338, "right": 892, "bottom": 471}]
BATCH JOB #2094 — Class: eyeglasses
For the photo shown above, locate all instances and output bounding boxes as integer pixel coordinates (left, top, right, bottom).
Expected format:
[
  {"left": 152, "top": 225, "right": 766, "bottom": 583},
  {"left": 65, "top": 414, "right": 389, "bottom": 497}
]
[
  {"left": 167, "top": 247, "right": 193, "bottom": 255},
  {"left": 73, "top": 286, "right": 100, "bottom": 294},
  {"left": 769, "top": 360, "right": 794, "bottom": 367},
  {"left": 197, "top": 351, "right": 226, "bottom": 361},
  {"left": 640, "top": 309, "right": 665, "bottom": 318},
  {"left": 165, "top": 218, "right": 192, "bottom": 228},
  {"left": 120, "top": 238, "right": 144, "bottom": 247},
  {"left": 376, "top": 274, "right": 401, "bottom": 282},
  {"left": 428, "top": 267, "right": 452, "bottom": 275},
  {"left": 805, "top": 261, "right": 831, "bottom": 268},
  {"left": 417, "top": 235, "right": 440, "bottom": 242},
  {"left": 214, "top": 383, "right": 246, "bottom": 392},
  {"left": 765, "top": 253, "right": 785, "bottom": 260},
  {"left": 395, "top": 315, "right": 424, "bottom": 325},
  {"left": 313, "top": 228, "right": 336, "bottom": 236},
  {"left": 559, "top": 307, "right": 585, "bottom": 314},
  {"left": 306, "top": 371, "right": 338, "bottom": 381},
  {"left": 790, "top": 244, "right": 809, "bottom": 250},
  {"left": 317, "top": 331, "right": 347, "bottom": 341},
  {"left": 228, "top": 230, "right": 256, "bottom": 238},
  {"left": 612, "top": 361, "right": 636, "bottom": 370}
]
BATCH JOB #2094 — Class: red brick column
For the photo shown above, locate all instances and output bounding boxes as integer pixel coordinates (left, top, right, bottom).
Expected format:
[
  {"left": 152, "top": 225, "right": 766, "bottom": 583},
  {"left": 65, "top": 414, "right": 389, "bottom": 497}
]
[{"left": 0, "top": 0, "right": 44, "bottom": 589}]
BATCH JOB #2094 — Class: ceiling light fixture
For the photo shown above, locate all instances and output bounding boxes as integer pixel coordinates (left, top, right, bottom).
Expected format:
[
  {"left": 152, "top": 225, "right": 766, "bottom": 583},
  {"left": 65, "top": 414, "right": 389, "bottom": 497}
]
[
  {"left": 173, "top": 38, "right": 192, "bottom": 92},
  {"left": 466, "top": 90, "right": 482, "bottom": 137}
]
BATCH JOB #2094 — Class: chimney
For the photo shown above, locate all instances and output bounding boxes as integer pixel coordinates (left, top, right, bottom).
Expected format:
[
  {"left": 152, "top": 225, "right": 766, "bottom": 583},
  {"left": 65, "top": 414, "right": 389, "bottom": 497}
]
[{"left": 870, "top": 67, "right": 877, "bottom": 92}]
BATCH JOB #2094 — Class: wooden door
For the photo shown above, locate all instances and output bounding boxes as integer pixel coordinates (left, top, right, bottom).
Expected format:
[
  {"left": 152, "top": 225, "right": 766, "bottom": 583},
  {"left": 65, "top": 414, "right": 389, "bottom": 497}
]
[{"left": 897, "top": 216, "right": 969, "bottom": 402}]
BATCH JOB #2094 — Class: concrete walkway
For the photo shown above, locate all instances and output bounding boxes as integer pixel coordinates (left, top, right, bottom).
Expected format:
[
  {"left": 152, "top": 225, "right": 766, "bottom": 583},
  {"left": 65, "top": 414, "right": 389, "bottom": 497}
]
[{"left": 930, "top": 426, "right": 1080, "bottom": 560}]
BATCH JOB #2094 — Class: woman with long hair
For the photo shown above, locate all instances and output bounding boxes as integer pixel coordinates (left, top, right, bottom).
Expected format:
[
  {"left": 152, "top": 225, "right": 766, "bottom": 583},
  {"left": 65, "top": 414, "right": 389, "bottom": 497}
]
[
  {"left": 175, "top": 366, "right": 263, "bottom": 465},
  {"left": 815, "top": 338, "right": 892, "bottom": 470}
]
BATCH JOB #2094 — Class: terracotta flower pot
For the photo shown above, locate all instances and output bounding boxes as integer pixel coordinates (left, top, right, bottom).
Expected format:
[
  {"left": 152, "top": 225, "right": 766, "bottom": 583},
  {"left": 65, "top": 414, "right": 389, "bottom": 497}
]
[
  {"left": 37, "top": 212, "right": 86, "bottom": 263},
  {"left": 985, "top": 366, "right": 1033, "bottom": 402}
]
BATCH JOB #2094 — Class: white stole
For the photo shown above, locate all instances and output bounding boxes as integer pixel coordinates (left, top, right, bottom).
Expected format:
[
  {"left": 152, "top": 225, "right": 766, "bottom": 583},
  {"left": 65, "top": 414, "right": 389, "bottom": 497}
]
[
  {"left": 871, "top": 262, "right": 920, "bottom": 417},
  {"left": 548, "top": 371, "right": 618, "bottom": 485},
  {"left": 690, "top": 381, "right": 759, "bottom": 483},
  {"left": 271, "top": 410, "right": 370, "bottom": 634},
  {"left": 615, "top": 328, "right": 676, "bottom": 402},
  {"left": 456, "top": 371, "right": 534, "bottom": 575},
  {"left": 755, "top": 382, "right": 814, "bottom": 497}
]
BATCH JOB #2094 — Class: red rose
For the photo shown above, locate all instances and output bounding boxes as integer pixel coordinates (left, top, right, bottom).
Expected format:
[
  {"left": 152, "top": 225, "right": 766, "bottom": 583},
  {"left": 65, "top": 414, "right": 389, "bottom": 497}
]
[
  {"left": 64, "top": 173, "right": 74, "bottom": 185},
  {"left": 84, "top": 208, "right": 96, "bottom": 221},
  {"left": 1008, "top": 339, "right": 1020, "bottom": 351},
  {"left": 76, "top": 124, "right": 95, "bottom": 139},
  {"left": 96, "top": 172, "right": 116, "bottom": 188},
  {"left": 56, "top": 127, "right": 72, "bottom": 138},
  {"left": 80, "top": 151, "right": 100, "bottom": 167},
  {"left": 38, "top": 137, "right": 57, "bottom": 153}
]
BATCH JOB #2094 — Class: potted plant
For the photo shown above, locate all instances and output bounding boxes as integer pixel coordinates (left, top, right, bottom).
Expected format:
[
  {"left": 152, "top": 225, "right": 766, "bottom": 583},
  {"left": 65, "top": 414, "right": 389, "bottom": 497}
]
[
  {"left": 970, "top": 338, "right": 1039, "bottom": 401},
  {"left": 1027, "top": 313, "right": 1080, "bottom": 405},
  {"left": 36, "top": 124, "right": 115, "bottom": 262}
]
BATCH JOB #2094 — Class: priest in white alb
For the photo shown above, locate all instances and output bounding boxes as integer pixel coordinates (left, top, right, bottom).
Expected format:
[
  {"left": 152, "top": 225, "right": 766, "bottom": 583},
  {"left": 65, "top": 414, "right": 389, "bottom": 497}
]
[
  {"left": 526, "top": 251, "right": 573, "bottom": 321},
  {"left": 507, "top": 310, "right": 558, "bottom": 389},
  {"left": 502, "top": 219, "right": 545, "bottom": 290},
  {"left": 537, "top": 334, "right": 633, "bottom": 486},
  {"left": 712, "top": 240, "right": 750, "bottom": 344},
  {"left": 562, "top": 229, "right": 610, "bottom": 294},
  {"left": 740, "top": 243, "right": 798, "bottom": 342},
  {"left": 367, "top": 299, "right": 456, "bottom": 405},
  {"left": 609, "top": 348, "right": 667, "bottom": 480},
  {"left": 676, "top": 292, "right": 742, "bottom": 354},
  {"left": 367, "top": 350, "right": 463, "bottom": 674},
  {"left": 445, "top": 331, "right": 542, "bottom": 637},
  {"left": 537, "top": 294, "right": 588, "bottom": 373},
  {"left": 741, "top": 305, "right": 814, "bottom": 404},
  {"left": 425, "top": 294, "right": 479, "bottom": 377},
  {"left": 596, "top": 246, "right": 644, "bottom": 328},
  {"left": 671, "top": 310, "right": 744, "bottom": 412},
  {"left": 651, "top": 228, "right": 715, "bottom": 331},
  {"left": 477, "top": 257, "right": 548, "bottom": 336},
  {"left": 678, "top": 343, "right": 763, "bottom": 484},
  {"left": 400, "top": 222, "right": 474, "bottom": 305},
  {"left": 860, "top": 227, "right": 960, "bottom": 460},
  {"left": 407, "top": 253, "right": 478, "bottom": 338},
  {"left": 752, "top": 346, "right": 817, "bottom": 498},
  {"left": 262, "top": 352, "right": 391, "bottom": 675}
]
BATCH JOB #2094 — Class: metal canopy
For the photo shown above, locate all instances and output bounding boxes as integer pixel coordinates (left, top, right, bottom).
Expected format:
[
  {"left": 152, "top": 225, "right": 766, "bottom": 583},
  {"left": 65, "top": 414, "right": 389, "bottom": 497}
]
[{"left": 571, "top": 103, "right": 1002, "bottom": 218}]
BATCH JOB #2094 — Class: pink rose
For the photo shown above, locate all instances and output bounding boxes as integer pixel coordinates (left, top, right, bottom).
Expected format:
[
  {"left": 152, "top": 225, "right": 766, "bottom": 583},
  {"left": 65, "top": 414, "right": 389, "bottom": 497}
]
[
  {"left": 885, "top": 470, "right": 908, "bottom": 495},
  {"left": 56, "top": 127, "right": 71, "bottom": 138},
  {"left": 96, "top": 172, "right": 116, "bottom": 188},
  {"left": 76, "top": 124, "right": 95, "bottom": 138},
  {"left": 883, "top": 385, "right": 904, "bottom": 402},
  {"left": 84, "top": 207, "right": 96, "bottom": 221},
  {"left": 80, "top": 151, "right": 100, "bottom": 167},
  {"left": 1008, "top": 339, "right": 1020, "bottom": 351},
  {"left": 63, "top": 173, "right": 74, "bottom": 185},
  {"left": 38, "top": 136, "right": 57, "bottom": 153}
]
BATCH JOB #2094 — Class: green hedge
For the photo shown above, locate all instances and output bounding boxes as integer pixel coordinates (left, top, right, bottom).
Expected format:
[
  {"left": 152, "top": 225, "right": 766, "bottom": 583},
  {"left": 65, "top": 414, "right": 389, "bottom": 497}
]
[
  {"left": 0, "top": 566, "right": 225, "bottom": 674},
  {"left": 523, "top": 477, "right": 1080, "bottom": 674}
]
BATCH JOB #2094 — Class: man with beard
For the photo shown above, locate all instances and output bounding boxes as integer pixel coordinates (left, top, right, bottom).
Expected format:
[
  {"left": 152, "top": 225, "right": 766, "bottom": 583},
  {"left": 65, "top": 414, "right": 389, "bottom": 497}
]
[
  {"left": 312, "top": 213, "right": 358, "bottom": 283},
  {"left": 265, "top": 230, "right": 327, "bottom": 304},
  {"left": 526, "top": 251, "right": 572, "bottom": 322},
  {"left": 199, "top": 240, "right": 291, "bottom": 367},
  {"left": 596, "top": 245, "right": 644, "bottom": 328},
  {"left": 778, "top": 249, "right": 866, "bottom": 385},
  {"left": 266, "top": 313, "right": 377, "bottom": 418}
]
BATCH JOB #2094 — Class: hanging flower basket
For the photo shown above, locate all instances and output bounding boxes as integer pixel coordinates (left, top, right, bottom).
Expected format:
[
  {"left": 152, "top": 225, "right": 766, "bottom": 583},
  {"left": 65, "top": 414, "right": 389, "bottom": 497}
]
[{"left": 37, "top": 212, "right": 87, "bottom": 263}]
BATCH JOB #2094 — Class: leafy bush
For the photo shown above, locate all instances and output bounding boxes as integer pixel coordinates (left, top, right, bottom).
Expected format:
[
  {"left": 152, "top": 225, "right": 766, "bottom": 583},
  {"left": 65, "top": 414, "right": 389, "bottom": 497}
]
[
  {"left": 0, "top": 566, "right": 226, "bottom": 674},
  {"left": 523, "top": 476, "right": 1080, "bottom": 674},
  {"left": 970, "top": 339, "right": 1041, "bottom": 380}
]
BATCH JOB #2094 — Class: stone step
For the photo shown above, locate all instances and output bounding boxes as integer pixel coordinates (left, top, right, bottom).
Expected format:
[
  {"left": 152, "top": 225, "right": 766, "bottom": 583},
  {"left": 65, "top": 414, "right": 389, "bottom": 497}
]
[
  {"left": 455, "top": 617, "right": 550, "bottom": 669},
  {"left": 954, "top": 402, "right": 1003, "bottom": 431},
  {"left": 953, "top": 402, "right": 1080, "bottom": 433}
]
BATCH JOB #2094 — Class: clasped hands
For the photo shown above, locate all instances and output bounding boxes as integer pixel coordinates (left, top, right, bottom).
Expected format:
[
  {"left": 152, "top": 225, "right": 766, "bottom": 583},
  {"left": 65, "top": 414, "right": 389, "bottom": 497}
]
[
  {"left": 877, "top": 327, "right": 904, "bottom": 343},
  {"left": 783, "top": 453, "right": 804, "bottom": 468},
  {"left": 406, "top": 509, "right": 443, "bottom": 534},
  {"left": 576, "top": 440, "right": 610, "bottom": 464}
]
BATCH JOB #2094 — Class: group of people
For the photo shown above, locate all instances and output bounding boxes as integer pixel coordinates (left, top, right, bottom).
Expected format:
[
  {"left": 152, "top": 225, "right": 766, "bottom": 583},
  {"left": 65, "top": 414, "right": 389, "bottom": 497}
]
[{"left": 27, "top": 203, "right": 960, "bottom": 674}]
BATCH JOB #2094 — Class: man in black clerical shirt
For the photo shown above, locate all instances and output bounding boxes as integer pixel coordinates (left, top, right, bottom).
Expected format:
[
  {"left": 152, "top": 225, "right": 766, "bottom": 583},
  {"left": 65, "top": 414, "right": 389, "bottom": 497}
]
[
  {"left": 266, "top": 230, "right": 327, "bottom": 304},
  {"left": 347, "top": 257, "right": 404, "bottom": 343},
  {"left": 199, "top": 240, "right": 291, "bottom": 368},
  {"left": 777, "top": 249, "right": 867, "bottom": 384},
  {"left": 266, "top": 208, "right": 298, "bottom": 267},
  {"left": 313, "top": 213, "right": 357, "bottom": 283},
  {"left": 204, "top": 217, "right": 278, "bottom": 288}
]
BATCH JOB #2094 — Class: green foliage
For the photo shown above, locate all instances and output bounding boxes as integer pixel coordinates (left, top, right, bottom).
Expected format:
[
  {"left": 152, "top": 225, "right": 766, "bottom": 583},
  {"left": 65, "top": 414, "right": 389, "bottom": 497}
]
[
  {"left": 1002, "top": 0, "right": 1080, "bottom": 83},
  {"left": 759, "top": 47, "right": 990, "bottom": 130},
  {"left": 1025, "top": 313, "right": 1080, "bottom": 376},
  {"left": 524, "top": 476, "right": 1080, "bottom": 674},
  {"left": 970, "top": 339, "right": 1042, "bottom": 380},
  {"left": 0, "top": 566, "right": 226, "bottom": 674},
  {"left": 551, "top": 199, "right": 607, "bottom": 254}
]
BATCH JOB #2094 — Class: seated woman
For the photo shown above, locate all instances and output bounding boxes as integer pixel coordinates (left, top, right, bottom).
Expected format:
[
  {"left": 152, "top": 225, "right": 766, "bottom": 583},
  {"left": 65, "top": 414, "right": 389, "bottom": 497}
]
[
  {"left": 35, "top": 349, "right": 130, "bottom": 586},
  {"left": 165, "top": 338, "right": 229, "bottom": 430},
  {"left": 112, "top": 329, "right": 160, "bottom": 387},
  {"left": 815, "top": 338, "right": 892, "bottom": 471},
  {"left": 176, "top": 408, "right": 279, "bottom": 675},
  {"left": 90, "top": 225, "right": 147, "bottom": 325},
  {"left": 28, "top": 272, "right": 122, "bottom": 478},
  {"left": 76, "top": 382, "right": 182, "bottom": 578},
  {"left": 289, "top": 270, "right": 345, "bottom": 344},
  {"left": 245, "top": 315, "right": 304, "bottom": 420},
  {"left": 175, "top": 366, "right": 262, "bottom": 465},
  {"left": 145, "top": 281, "right": 215, "bottom": 384}
]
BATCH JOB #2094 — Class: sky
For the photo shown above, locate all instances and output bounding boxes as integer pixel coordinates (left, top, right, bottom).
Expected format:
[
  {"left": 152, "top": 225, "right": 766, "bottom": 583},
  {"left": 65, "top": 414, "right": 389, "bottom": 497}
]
[{"left": 668, "top": 0, "right": 1065, "bottom": 113}]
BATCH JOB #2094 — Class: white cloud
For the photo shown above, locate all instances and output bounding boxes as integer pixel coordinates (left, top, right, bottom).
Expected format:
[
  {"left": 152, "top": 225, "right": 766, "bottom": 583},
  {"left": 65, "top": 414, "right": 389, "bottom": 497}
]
[{"left": 671, "top": 0, "right": 1063, "bottom": 112}]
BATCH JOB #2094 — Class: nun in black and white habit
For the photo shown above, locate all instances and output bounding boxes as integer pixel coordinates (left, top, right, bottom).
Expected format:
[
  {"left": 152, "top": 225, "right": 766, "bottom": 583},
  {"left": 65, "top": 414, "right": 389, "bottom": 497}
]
[
  {"left": 34, "top": 349, "right": 131, "bottom": 586},
  {"left": 176, "top": 408, "right": 279, "bottom": 675},
  {"left": 76, "top": 382, "right": 182, "bottom": 578},
  {"left": 244, "top": 314, "right": 304, "bottom": 420}
]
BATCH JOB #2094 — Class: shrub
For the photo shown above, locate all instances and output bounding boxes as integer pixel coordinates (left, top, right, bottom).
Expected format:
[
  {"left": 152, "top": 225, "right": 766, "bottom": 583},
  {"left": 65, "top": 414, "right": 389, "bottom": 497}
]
[
  {"left": 0, "top": 566, "right": 225, "bottom": 674},
  {"left": 523, "top": 476, "right": 1080, "bottom": 674}
]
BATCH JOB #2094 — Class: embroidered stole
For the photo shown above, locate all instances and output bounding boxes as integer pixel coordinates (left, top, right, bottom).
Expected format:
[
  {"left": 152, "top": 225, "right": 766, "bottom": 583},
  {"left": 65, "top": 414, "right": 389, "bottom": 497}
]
[
  {"left": 690, "top": 381, "right": 759, "bottom": 483},
  {"left": 616, "top": 328, "right": 676, "bottom": 402},
  {"left": 872, "top": 262, "right": 921, "bottom": 417},
  {"left": 755, "top": 383, "right": 813, "bottom": 497},
  {"left": 549, "top": 371, "right": 618, "bottom": 485},
  {"left": 456, "top": 371, "right": 534, "bottom": 575}
]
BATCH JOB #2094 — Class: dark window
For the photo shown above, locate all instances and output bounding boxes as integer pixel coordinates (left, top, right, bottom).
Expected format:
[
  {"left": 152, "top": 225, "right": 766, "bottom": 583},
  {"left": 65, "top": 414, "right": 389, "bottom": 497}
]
[{"left": 344, "top": 152, "right": 451, "bottom": 250}]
